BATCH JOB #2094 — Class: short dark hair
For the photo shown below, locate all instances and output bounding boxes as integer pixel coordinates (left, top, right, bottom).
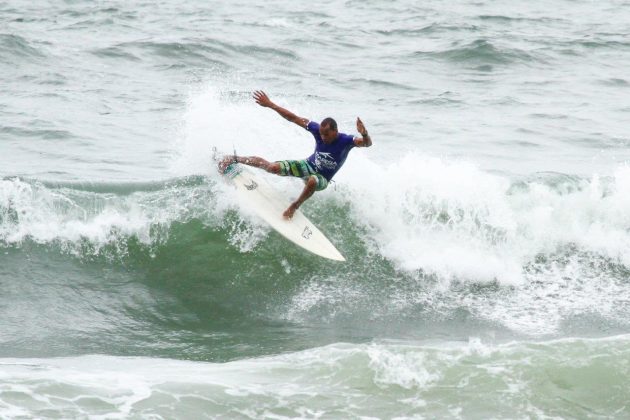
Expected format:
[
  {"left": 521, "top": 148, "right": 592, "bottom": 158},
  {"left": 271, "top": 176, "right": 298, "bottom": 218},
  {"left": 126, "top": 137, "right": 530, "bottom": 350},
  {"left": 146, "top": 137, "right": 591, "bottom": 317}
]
[{"left": 320, "top": 117, "right": 337, "bottom": 131}]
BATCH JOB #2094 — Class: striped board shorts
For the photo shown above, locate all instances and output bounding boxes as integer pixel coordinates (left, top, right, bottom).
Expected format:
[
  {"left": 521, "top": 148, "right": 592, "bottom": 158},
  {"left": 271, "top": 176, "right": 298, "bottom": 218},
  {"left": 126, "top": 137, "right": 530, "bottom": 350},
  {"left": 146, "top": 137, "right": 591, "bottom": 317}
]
[{"left": 276, "top": 160, "right": 328, "bottom": 191}]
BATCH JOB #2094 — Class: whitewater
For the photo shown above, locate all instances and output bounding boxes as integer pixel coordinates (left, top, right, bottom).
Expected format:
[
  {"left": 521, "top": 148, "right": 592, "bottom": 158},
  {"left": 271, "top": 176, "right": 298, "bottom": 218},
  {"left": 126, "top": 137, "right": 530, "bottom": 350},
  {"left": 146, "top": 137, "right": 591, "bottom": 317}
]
[{"left": 2, "top": 0, "right": 630, "bottom": 418}]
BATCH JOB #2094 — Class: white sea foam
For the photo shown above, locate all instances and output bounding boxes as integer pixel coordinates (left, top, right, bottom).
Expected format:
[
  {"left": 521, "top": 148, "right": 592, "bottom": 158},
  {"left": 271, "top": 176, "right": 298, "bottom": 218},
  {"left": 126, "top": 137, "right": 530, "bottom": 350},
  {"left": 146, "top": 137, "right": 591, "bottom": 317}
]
[
  {"left": 0, "top": 177, "right": 212, "bottom": 254},
  {"left": 176, "top": 86, "right": 630, "bottom": 286},
  {"left": 276, "top": 150, "right": 630, "bottom": 334},
  {"left": 171, "top": 84, "right": 317, "bottom": 183},
  {"left": 0, "top": 337, "right": 628, "bottom": 418},
  {"left": 331, "top": 153, "right": 630, "bottom": 333},
  {"left": 341, "top": 153, "right": 630, "bottom": 284}
]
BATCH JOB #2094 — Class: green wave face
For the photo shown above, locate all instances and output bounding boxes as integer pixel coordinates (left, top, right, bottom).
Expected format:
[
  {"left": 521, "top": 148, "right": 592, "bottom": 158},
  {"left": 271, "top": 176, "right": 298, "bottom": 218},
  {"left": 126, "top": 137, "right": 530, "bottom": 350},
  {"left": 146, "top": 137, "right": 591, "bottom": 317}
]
[
  {"left": 2, "top": 171, "right": 630, "bottom": 361},
  {"left": 0, "top": 176, "right": 401, "bottom": 361}
]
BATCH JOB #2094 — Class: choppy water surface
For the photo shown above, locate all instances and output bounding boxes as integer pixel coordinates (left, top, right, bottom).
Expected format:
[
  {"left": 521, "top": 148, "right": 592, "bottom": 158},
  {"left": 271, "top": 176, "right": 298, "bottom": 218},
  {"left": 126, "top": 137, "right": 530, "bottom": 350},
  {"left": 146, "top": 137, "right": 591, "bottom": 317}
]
[{"left": 2, "top": 0, "right": 630, "bottom": 418}]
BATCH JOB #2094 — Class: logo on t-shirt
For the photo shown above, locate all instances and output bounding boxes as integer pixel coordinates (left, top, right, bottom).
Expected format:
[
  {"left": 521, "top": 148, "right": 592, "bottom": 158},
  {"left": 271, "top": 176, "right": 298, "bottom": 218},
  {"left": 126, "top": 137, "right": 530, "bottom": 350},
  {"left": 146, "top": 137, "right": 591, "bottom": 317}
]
[{"left": 314, "top": 152, "right": 337, "bottom": 170}]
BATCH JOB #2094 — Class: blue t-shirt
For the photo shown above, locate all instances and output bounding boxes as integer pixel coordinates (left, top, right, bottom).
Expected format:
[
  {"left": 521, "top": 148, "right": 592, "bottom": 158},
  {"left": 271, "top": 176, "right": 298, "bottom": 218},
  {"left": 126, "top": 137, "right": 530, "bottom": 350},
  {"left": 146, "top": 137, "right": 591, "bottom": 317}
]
[{"left": 305, "top": 121, "right": 355, "bottom": 181}]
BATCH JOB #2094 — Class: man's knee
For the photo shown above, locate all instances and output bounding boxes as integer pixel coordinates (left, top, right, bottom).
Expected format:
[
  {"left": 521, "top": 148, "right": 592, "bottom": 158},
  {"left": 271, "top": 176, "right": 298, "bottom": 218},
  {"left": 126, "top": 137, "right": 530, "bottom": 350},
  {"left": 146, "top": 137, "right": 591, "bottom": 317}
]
[
  {"left": 307, "top": 174, "right": 327, "bottom": 191},
  {"left": 267, "top": 162, "right": 281, "bottom": 174}
]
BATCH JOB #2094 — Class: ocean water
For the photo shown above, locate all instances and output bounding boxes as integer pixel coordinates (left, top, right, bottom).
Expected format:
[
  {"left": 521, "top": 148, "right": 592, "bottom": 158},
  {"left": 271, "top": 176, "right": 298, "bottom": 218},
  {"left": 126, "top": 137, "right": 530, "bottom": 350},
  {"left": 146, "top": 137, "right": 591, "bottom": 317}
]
[{"left": 2, "top": 0, "right": 630, "bottom": 418}]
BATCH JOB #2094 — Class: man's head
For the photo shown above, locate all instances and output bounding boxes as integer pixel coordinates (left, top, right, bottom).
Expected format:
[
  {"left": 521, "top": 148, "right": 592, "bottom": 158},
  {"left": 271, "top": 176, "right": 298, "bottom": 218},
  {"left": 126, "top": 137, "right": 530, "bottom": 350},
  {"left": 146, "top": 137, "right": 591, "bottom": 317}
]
[{"left": 319, "top": 117, "right": 338, "bottom": 144}]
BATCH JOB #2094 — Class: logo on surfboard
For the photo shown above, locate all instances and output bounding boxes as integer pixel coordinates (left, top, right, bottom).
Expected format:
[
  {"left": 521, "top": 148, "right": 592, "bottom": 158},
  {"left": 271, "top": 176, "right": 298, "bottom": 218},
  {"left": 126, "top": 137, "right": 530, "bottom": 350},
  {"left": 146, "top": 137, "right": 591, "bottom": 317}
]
[
  {"left": 244, "top": 179, "right": 258, "bottom": 190},
  {"left": 302, "top": 226, "right": 313, "bottom": 239}
]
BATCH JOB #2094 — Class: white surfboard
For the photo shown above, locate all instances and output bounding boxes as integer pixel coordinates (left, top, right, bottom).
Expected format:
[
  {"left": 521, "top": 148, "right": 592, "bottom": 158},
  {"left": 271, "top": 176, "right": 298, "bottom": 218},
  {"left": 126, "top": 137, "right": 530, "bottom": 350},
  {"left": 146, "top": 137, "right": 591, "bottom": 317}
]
[{"left": 223, "top": 163, "right": 345, "bottom": 261}]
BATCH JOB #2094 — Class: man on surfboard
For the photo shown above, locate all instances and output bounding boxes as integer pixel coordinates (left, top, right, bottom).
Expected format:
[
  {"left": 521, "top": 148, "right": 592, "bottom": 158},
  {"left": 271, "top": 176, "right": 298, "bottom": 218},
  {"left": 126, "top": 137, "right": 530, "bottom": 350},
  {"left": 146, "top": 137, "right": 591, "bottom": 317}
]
[{"left": 219, "top": 90, "right": 372, "bottom": 219}]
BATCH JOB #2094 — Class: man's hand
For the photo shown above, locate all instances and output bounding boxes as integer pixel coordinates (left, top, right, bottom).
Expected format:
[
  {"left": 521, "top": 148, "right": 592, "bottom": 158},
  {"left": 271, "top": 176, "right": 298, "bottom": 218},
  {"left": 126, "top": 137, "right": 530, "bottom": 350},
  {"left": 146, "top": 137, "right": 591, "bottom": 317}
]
[
  {"left": 354, "top": 117, "right": 372, "bottom": 147},
  {"left": 253, "top": 90, "right": 309, "bottom": 128},
  {"left": 253, "top": 90, "right": 273, "bottom": 108},
  {"left": 356, "top": 117, "right": 367, "bottom": 136}
]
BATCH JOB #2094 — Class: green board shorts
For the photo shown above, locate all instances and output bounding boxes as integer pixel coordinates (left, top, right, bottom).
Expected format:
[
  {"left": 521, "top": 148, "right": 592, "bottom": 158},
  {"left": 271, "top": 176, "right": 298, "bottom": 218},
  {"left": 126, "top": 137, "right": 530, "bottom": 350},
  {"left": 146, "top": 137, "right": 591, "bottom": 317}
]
[{"left": 276, "top": 160, "right": 328, "bottom": 191}]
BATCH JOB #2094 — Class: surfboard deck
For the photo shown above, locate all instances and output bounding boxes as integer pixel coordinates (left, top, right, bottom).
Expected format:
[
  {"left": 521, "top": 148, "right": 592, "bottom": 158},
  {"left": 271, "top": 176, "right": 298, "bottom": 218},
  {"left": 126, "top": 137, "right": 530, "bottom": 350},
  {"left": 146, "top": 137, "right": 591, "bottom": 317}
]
[{"left": 222, "top": 163, "right": 345, "bottom": 261}]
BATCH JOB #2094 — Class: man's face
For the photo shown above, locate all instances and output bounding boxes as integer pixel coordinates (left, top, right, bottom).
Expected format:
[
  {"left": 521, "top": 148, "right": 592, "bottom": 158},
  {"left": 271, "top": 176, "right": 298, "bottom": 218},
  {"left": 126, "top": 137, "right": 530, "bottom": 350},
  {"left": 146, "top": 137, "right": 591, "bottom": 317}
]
[{"left": 319, "top": 124, "right": 337, "bottom": 144}]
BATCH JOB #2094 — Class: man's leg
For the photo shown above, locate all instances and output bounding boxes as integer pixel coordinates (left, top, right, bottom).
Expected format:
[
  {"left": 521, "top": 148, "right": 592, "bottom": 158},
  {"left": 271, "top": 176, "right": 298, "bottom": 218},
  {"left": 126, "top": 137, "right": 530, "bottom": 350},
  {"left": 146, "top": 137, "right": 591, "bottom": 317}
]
[
  {"left": 283, "top": 176, "right": 317, "bottom": 219},
  {"left": 219, "top": 157, "right": 321, "bottom": 219},
  {"left": 219, "top": 155, "right": 280, "bottom": 174}
]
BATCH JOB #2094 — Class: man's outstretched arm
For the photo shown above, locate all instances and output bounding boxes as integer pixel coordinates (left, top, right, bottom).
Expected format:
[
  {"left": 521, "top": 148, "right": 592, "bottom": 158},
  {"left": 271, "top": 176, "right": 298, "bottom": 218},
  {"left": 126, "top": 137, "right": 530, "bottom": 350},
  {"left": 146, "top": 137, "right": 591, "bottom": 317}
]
[
  {"left": 253, "top": 90, "right": 309, "bottom": 129},
  {"left": 353, "top": 117, "right": 372, "bottom": 147}
]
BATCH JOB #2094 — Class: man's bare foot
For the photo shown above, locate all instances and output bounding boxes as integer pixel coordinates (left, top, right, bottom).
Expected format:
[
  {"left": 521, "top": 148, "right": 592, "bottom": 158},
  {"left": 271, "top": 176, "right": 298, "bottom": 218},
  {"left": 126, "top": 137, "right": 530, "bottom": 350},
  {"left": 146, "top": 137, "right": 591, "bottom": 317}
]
[
  {"left": 283, "top": 203, "right": 299, "bottom": 220},
  {"left": 218, "top": 155, "right": 237, "bottom": 173}
]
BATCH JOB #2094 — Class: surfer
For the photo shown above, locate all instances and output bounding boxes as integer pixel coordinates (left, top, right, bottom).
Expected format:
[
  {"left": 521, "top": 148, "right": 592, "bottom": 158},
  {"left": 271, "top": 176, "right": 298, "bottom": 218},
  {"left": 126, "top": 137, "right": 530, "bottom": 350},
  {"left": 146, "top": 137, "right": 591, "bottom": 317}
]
[{"left": 219, "top": 90, "right": 372, "bottom": 219}]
